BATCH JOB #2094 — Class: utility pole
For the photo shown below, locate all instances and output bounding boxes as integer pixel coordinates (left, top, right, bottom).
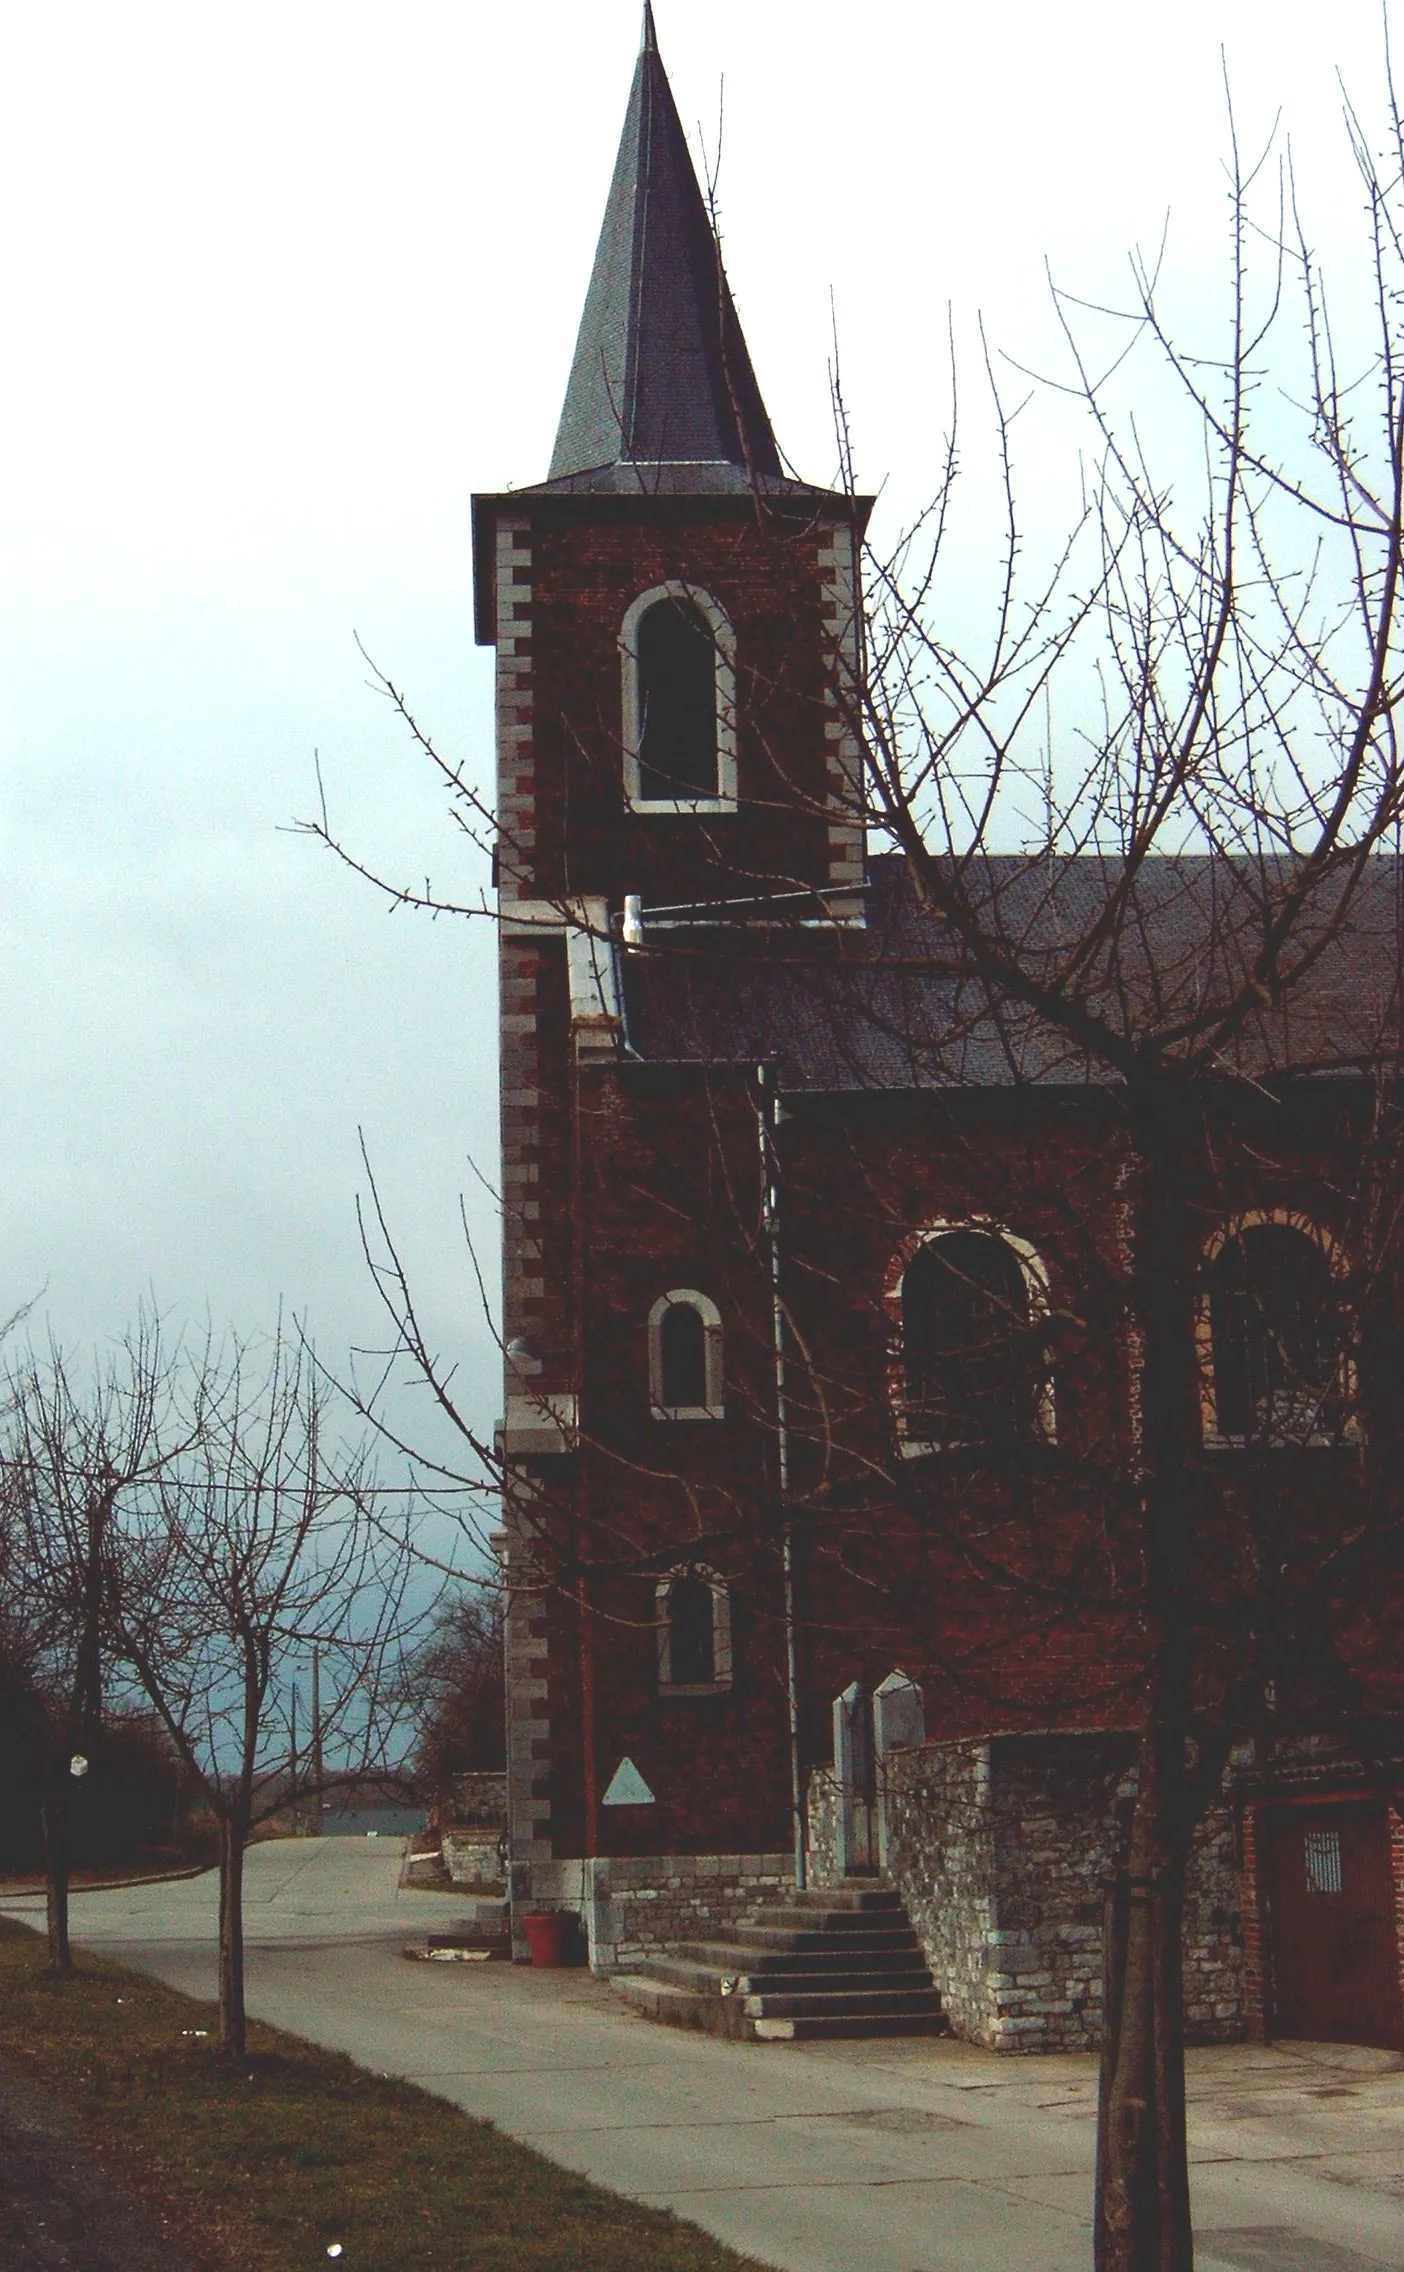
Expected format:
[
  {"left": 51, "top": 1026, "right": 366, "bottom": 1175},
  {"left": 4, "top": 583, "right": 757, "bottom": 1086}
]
[
  {"left": 758, "top": 1062, "right": 806, "bottom": 1891},
  {"left": 310, "top": 1646, "right": 323, "bottom": 1836}
]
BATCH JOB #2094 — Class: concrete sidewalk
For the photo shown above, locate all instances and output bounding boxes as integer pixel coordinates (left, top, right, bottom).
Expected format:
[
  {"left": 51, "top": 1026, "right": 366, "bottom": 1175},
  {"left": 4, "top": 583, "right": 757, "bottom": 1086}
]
[{"left": 4, "top": 1844, "right": 1401, "bottom": 2272}]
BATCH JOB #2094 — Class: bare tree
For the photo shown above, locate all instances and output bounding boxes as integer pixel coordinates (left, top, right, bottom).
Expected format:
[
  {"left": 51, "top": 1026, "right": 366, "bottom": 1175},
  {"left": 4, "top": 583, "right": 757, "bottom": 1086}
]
[
  {"left": 835, "top": 65, "right": 1404, "bottom": 2272},
  {"left": 400, "top": 1581, "right": 505, "bottom": 1799},
  {"left": 105, "top": 1326, "right": 419, "bottom": 2058},
  {"left": 3, "top": 1322, "right": 173, "bottom": 1975}
]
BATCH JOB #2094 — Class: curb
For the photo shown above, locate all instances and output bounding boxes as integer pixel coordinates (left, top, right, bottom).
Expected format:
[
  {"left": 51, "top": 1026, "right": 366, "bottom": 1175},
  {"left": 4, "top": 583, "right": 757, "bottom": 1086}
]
[{"left": 0, "top": 1862, "right": 215, "bottom": 1901}]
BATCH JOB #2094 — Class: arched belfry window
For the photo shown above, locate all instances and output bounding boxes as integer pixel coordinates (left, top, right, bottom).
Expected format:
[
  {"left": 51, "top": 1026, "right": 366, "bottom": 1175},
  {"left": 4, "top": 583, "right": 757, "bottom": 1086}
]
[
  {"left": 656, "top": 1567, "right": 733, "bottom": 1692},
  {"left": 898, "top": 1226, "right": 1052, "bottom": 1452},
  {"left": 1202, "top": 1217, "right": 1352, "bottom": 1444},
  {"left": 621, "top": 585, "right": 737, "bottom": 811},
  {"left": 649, "top": 1291, "right": 724, "bottom": 1419}
]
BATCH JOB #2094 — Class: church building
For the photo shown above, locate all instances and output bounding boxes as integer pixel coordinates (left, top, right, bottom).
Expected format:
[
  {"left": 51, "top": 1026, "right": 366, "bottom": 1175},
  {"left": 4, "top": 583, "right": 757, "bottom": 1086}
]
[{"left": 475, "top": 11, "right": 1404, "bottom": 2052}]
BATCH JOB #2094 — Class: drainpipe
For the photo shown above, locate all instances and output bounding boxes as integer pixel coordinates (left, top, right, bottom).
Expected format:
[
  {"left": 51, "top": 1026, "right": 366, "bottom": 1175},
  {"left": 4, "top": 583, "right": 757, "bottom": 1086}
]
[
  {"left": 757, "top": 1062, "right": 806, "bottom": 1891},
  {"left": 569, "top": 1002, "right": 599, "bottom": 1864}
]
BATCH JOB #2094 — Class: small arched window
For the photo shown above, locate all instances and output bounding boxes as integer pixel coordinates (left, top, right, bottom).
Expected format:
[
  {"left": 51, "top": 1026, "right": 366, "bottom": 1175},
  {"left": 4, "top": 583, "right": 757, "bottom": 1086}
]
[
  {"left": 657, "top": 1567, "right": 732, "bottom": 1691},
  {"left": 900, "top": 1227, "right": 1050, "bottom": 1450},
  {"left": 621, "top": 585, "right": 736, "bottom": 811},
  {"left": 1205, "top": 1219, "right": 1349, "bottom": 1443},
  {"left": 649, "top": 1291, "right": 724, "bottom": 1419}
]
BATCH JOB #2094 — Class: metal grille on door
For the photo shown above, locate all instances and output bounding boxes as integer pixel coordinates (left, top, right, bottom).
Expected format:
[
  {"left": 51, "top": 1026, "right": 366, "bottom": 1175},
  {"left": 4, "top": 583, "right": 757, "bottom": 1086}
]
[{"left": 1303, "top": 1827, "right": 1343, "bottom": 1895}]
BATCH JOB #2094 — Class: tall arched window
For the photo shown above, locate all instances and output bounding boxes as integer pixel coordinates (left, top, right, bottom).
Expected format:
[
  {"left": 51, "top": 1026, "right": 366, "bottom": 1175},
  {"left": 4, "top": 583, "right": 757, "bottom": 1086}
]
[
  {"left": 1205, "top": 1219, "right": 1349, "bottom": 1442},
  {"left": 656, "top": 1567, "right": 732, "bottom": 1691},
  {"left": 621, "top": 585, "right": 736, "bottom": 811},
  {"left": 900, "top": 1227, "right": 1050, "bottom": 1450},
  {"left": 661, "top": 1302, "right": 706, "bottom": 1408},
  {"left": 649, "top": 1290, "right": 724, "bottom": 1419}
]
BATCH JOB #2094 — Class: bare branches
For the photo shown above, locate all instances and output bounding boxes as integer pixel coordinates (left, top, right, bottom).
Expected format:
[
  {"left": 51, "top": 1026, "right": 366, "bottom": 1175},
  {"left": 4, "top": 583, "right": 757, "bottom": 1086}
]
[
  {"left": 291, "top": 641, "right": 501, "bottom": 923},
  {"left": 836, "top": 56, "right": 1404, "bottom": 1121},
  {"left": 4, "top": 1317, "right": 422, "bottom": 2050}
]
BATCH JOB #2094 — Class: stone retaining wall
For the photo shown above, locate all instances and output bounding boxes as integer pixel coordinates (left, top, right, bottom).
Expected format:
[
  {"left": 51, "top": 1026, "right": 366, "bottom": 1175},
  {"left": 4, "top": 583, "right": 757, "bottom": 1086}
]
[
  {"left": 440, "top": 1773, "right": 508, "bottom": 1828},
  {"left": 442, "top": 1827, "right": 506, "bottom": 1888},
  {"left": 878, "top": 1739, "right": 1000, "bottom": 2042},
  {"left": 806, "top": 1768, "right": 841, "bottom": 1887},
  {"left": 511, "top": 1852, "right": 794, "bottom": 1971},
  {"left": 815, "top": 1732, "right": 1245, "bottom": 2053}
]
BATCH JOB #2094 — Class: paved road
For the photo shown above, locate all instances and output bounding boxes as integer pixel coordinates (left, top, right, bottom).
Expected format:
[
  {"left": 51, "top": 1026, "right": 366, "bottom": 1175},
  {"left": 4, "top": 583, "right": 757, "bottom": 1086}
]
[{"left": 4, "top": 1844, "right": 1401, "bottom": 2272}]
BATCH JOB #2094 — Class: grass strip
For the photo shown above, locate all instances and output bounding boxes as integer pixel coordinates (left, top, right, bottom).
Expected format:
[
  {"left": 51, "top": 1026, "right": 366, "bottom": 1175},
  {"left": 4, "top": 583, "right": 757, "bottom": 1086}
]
[{"left": 0, "top": 1917, "right": 768, "bottom": 2272}]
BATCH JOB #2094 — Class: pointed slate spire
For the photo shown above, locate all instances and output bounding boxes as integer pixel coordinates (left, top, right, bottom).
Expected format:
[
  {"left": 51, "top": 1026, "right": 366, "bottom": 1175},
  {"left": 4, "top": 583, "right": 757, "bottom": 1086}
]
[{"left": 548, "top": 10, "right": 782, "bottom": 484}]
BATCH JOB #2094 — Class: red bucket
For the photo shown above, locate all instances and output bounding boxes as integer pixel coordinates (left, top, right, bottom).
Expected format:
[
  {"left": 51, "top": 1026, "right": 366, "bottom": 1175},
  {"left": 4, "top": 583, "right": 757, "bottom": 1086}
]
[{"left": 521, "top": 1910, "right": 580, "bottom": 1967}]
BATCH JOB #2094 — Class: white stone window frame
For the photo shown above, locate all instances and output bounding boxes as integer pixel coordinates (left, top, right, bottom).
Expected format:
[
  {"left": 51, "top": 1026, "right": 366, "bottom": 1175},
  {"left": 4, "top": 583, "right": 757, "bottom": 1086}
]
[
  {"left": 620, "top": 582, "right": 738, "bottom": 814},
  {"left": 649, "top": 1289, "right": 725, "bottom": 1421},
  {"left": 891, "top": 1221, "right": 1057, "bottom": 1459},
  {"left": 1197, "top": 1209, "right": 1360, "bottom": 1449},
  {"left": 655, "top": 1564, "right": 734, "bottom": 1695}
]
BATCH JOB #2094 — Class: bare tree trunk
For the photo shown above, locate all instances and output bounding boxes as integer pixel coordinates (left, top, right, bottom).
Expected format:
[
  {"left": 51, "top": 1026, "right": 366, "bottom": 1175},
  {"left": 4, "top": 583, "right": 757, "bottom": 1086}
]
[
  {"left": 218, "top": 1812, "right": 247, "bottom": 2059},
  {"left": 1096, "top": 1757, "right": 1193, "bottom": 2269},
  {"left": 1096, "top": 1105, "right": 1200, "bottom": 2272},
  {"left": 41, "top": 1779, "right": 72, "bottom": 1978}
]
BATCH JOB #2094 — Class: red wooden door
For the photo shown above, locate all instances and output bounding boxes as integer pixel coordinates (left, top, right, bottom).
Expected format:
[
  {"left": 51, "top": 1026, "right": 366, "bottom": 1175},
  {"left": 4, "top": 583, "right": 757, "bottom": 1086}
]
[{"left": 1267, "top": 1804, "right": 1402, "bottom": 2049}]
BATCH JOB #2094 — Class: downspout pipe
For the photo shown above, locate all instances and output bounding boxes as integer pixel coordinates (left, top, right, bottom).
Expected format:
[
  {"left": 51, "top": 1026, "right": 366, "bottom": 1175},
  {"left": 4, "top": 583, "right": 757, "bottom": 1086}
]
[{"left": 757, "top": 1061, "right": 806, "bottom": 1891}]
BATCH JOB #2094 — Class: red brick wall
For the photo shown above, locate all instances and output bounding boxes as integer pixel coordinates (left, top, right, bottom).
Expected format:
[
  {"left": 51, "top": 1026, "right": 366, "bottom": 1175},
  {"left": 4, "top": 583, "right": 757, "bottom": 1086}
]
[
  {"left": 1240, "top": 1803, "right": 1269, "bottom": 2041},
  {"left": 524, "top": 1062, "right": 1404, "bottom": 1860},
  {"left": 525, "top": 500, "right": 842, "bottom": 906},
  {"left": 488, "top": 477, "right": 1404, "bottom": 1869}
]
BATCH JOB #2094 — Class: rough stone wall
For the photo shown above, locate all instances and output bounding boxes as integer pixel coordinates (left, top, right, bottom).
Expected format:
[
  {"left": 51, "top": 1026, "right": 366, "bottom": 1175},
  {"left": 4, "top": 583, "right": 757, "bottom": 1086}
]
[
  {"left": 883, "top": 1734, "right": 1245, "bottom": 2052},
  {"left": 982, "top": 1733, "right": 1132, "bottom": 2050},
  {"left": 442, "top": 1830, "right": 505, "bottom": 1889},
  {"left": 514, "top": 1851, "right": 793, "bottom": 1973},
  {"left": 806, "top": 1767, "right": 841, "bottom": 1887},
  {"left": 1181, "top": 1795, "right": 1246, "bottom": 2040},
  {"left": 442, "top": 1773, "right": 508, "bottom": 1827},
  {"left": 883, "top": 1741, "right": 998, "bottom": 2041}
]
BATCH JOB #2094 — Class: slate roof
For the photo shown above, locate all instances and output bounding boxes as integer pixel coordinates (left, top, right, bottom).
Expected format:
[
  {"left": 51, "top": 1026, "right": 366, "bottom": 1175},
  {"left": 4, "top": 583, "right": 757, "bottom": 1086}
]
[
  {"left": 623, "top": 853, "right": 1404, "bottom": 1091},
  {"left": 542, "top": 6, "right": 788, "bottom": 493}
]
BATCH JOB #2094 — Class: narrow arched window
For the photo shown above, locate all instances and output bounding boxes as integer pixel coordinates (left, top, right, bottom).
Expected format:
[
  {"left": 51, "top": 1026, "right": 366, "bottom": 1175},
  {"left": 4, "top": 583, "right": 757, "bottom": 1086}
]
[
  {"left": 649, "top": 1291, "right": 724, "bottom": 1419},
  {"left": 1208, "top": 1222, "right": 1345, "bottom": 1441},
  {"left": 621, "top": 585, "right": 736, "bottom": 810},
  {"left": 638, "top": 600, "right": 717, "bottom": 800},
  {"left": 667, "top": 1575, "right": 716, "bottom": 1684},
  {"left": 657, "top": 1568, "right": 733, "bottom": 1691},
  {"left": 901, "top": 1229, "right": 1043, "bottom": 1447},
  {"left": 661, "top": 1302, "right": 706, "bottom": 1409}
]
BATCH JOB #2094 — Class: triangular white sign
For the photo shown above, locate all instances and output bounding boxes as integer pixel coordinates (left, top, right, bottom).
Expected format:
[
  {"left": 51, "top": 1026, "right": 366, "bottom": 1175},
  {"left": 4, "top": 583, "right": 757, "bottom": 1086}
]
[{"left": 602, "top": 1756, "right": 655, "bottom": 1806}]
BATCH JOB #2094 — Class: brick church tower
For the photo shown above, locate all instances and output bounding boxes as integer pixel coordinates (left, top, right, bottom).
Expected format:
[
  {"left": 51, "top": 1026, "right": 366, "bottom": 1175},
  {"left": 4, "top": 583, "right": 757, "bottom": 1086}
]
[{"left": 474, "top": 9, "right": 871, "bottom": 1894}]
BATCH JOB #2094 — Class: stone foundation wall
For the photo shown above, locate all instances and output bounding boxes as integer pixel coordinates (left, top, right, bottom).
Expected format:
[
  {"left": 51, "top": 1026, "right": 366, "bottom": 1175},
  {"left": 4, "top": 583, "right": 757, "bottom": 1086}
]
[
  {"left": 442, "top": 1827, "right": 506, "bottom": 1888},
  {"left": 512, "top": 1851, "right": 793, "bottom": 1971},
  {"left": 806, "top": 1767, "right": 841, "bottom": 1887},
  {"left": 975, "top": 1733, "right": 1130, "bottom": 2050},
  {"left": 878, "top": 1734, "right": 1244, "bottom": 2052},
  {"left": 1180, "top": 1794, "right": 1246, "bottom": 2040},
  {"left": 880, "top": 1740, "right": 998, "bottom": 2040},
  {"left": 443, "top": 1772, "right": 508, "bottom": 1827}
]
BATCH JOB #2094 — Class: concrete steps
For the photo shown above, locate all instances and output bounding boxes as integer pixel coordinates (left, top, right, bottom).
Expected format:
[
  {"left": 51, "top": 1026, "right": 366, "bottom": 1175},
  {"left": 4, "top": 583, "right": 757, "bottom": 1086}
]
[
  {"left": 609, "top": 1882, "right": 945, "bottom": 2044},
  {"left": 643, "top": 1953, "right": 936, "bottom": 1996},
  {"left": 713, "top": 1922, "right": 921, "bottom": 1956}
]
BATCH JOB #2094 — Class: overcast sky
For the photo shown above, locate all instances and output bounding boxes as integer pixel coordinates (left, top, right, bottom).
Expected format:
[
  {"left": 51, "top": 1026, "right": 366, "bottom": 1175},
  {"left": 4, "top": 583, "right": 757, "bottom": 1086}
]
[{"left": 0, "top": 0, "right": 1391, "bottom": 1455}]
